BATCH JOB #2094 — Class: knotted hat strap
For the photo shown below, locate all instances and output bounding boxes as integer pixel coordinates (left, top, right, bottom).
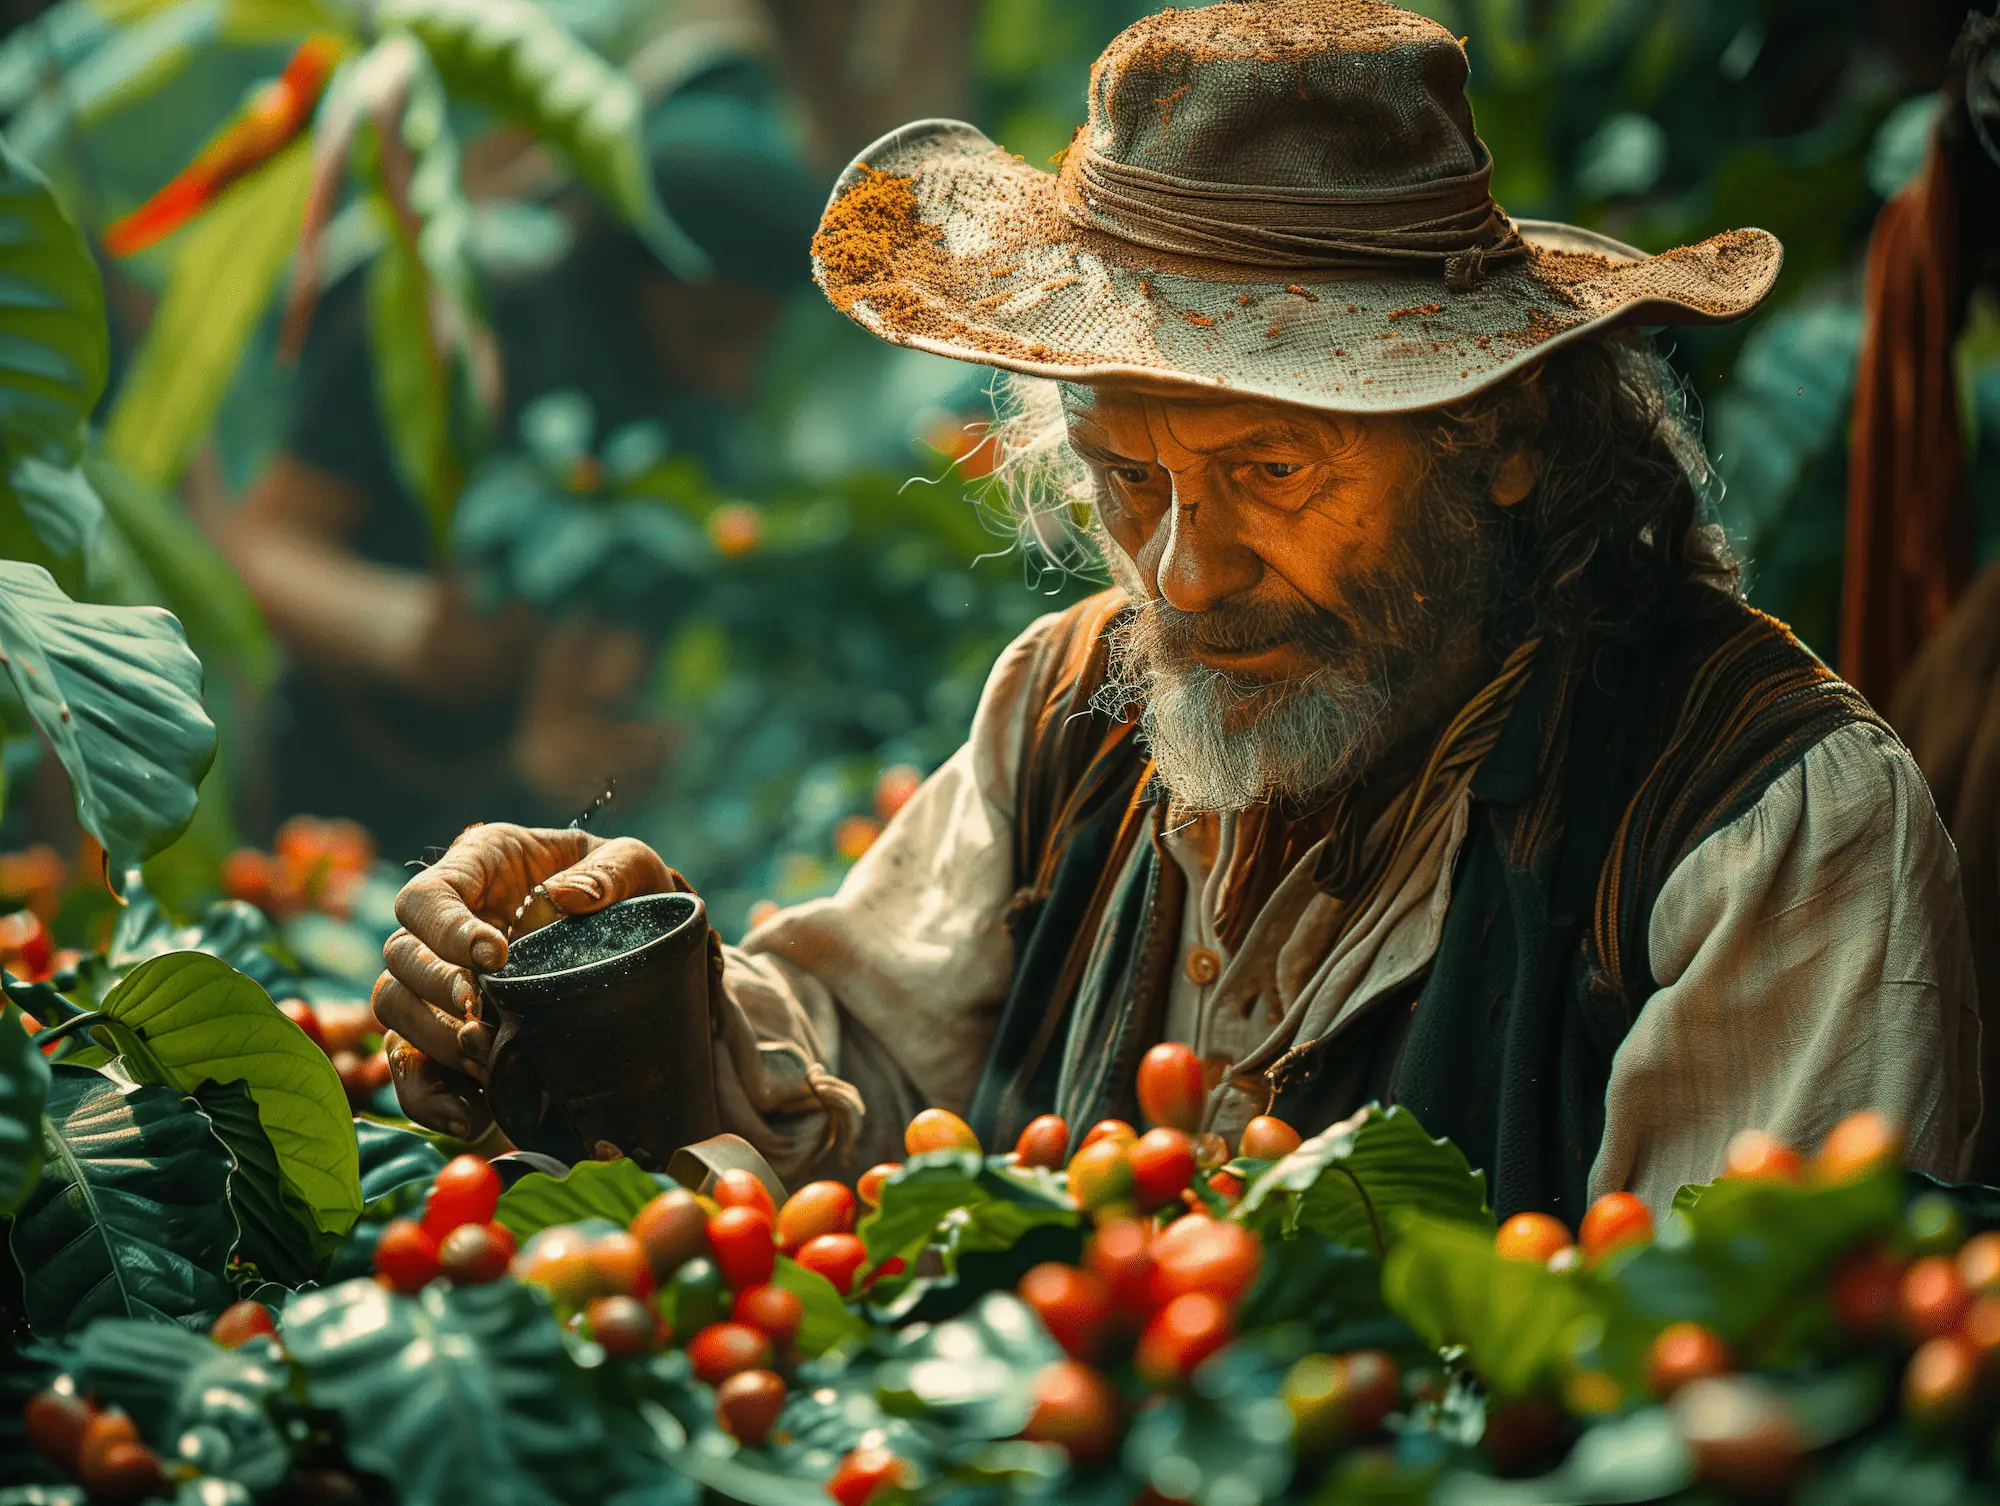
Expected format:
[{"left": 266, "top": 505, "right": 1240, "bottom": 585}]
[{"left": 1059, "top": 142, "right": 1526, "bottom": 285}]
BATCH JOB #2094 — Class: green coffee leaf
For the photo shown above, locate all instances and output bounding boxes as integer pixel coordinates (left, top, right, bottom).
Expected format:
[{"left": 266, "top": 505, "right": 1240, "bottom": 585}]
[
  {"left": 96, "top": 951, "right": 361, "bottom": 1236},
  {"left": 494, "top": 1155, "right": 671, "bottom": 1242},
  {"left": 1382, "top": 1214, "right": 1592, "bottom": 1400},
  {"left": 1236, "top": 1104, "right": 1492, "bottom": 1255},
  {"left": 11, "top": 1064, "right": 236, "bottom": 1335},
  {"left": 0, "top": 562, "right": 216, "bottom": 891}
]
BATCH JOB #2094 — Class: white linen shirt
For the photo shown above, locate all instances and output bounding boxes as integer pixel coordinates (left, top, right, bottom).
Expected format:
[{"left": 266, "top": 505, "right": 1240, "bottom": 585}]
[{"left": 712, "top": 608, "right": 1983, "bottom": 1214}]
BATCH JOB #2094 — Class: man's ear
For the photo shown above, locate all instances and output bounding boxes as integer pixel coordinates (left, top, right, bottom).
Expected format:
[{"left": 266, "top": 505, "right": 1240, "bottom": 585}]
[{"left": 1490, "top": 448, "right": 1540, "bottom": 508}]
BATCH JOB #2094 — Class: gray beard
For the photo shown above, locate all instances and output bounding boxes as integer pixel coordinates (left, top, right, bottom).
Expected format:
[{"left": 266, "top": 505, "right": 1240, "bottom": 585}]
[
  {"left": 1093, "top": 619, "right": 1397, "bottom": 813},
  {"left": 1089, "top": 492, "right": 1494, "bottom": 814}
]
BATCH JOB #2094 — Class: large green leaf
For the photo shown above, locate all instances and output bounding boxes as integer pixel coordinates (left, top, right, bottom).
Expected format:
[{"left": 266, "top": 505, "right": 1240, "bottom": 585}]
[
  {"left": 0, "top": 999, "right": 50, "bottom": 1213},
  {"left": 366, "top": 219, "right": 460, "bottom": 543},
  {"left": 95, "top": 951, "right": 362, "bottom": 1236},
  {"left": 85, "top": 452, "right": 275, "bottom": 689},
  {"left": 373, "top": 0, "right": 708, "bottom": 278},
  {"left": 859, "top": 1150, "right": 1079, "bottom": 1271},
  {"left": 876, "top": 1291, "right": 1063, "bottom": 1439},
  {"left": 10, "top": 1062, "right": 236, "bottom": 1335},
  {"left": 0, "top": 131, "right": 108, "bottom": 466},
  {"left": 193, "top": 1077, "right": 336, "bottom": 1288},
  {"left": 100, "top": 137, "right": 313, "bottom": 487},
  {"left": 493, "top": 1155, "right": 670, "bottom": 1242},
  {"left": 1596, "top": 1163, "right": 1905, "bottom": 1375},
  {"left": 0, "top": 561, "right": 216, "bottom": 889},
  {"left": 1381, "top": 1214, "right": 1593, "bottom": 1400},
  {"left": 283, "top": 1276, "right": 640, "bottom": 1506},
  {"left": 1235, "top": 1104, "right": 1492, "bottom": 1256}
]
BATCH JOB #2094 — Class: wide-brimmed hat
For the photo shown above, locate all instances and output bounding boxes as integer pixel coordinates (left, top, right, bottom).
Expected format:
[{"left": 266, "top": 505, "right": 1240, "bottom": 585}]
[{"left": 810, "top": 0, "right": 1781, "bottom": 414}]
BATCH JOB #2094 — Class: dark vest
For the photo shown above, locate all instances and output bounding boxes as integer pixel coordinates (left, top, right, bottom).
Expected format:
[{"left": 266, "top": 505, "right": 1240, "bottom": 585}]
[{"left": 964, "top": 582, "right": 1886, "bottom": 1224}]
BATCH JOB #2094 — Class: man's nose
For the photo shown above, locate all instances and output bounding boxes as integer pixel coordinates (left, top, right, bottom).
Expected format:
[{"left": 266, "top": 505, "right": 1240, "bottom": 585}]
[{"left": 1153, "top": 473, "right": 1260, "bottom": 614}]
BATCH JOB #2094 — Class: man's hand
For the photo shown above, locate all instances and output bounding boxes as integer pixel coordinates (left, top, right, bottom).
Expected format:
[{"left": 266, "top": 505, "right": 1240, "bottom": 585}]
[
  {"left": 372, "top": 822, "right": 678, "bottom": 1137},
  {"left": 512, "top": 623, "right": 673, "bottom": 813}
]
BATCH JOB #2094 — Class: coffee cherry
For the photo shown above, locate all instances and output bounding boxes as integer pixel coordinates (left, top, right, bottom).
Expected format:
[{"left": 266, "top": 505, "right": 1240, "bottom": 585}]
[
  {"left": 1019, "top": 1262, "right": 1111, "bottom": 1360},
  {"left": 666, "top": 1256, "right": 729, "bottom": 1334},
  {"left": 422, "top": 1154, "right": 501, "bottom": 1238},
  {"left": 1206, "top": 1170, "right": 1244, "bottom": 1203},
  {"left": 1578, "top": 1192, "right": 1653, "bottom": 1265},
  {"left": 587, "top": 1294, "right": 657, "bottom": 1358},
  {"left": 1671, "top": 1375, "right": 1800, "bottom": 1496},
  {"left": 210, "top": 1299, "right": 278, "bottom": 1349},
  {"left": 439, "top": 1222, "right": 512, "bottom": 1285},
  {"left": 732, "top": 1284, "right": 805, "bottom": 1347},
  {"left": 1238, "top": 1116, "right": 1302, "bottom": 1161},
  {"left": 777, "top": 1181, "right": 856, "bottom": 1253},
  {"left": 631, "top": 1189, "right": 709, "bottom": 1282},
  {"left": 1022, "top": 1359, "right": 1121, "bottom": 1463},
  {"left": 1135, "top": 1291, "right": 1234, "bottom": 1386},
  {"left": 1646, "top": 1322, "right": 1732, "bottom": 1397},
  {"left": 588, "top": 1230, "right": 655, "bottom": 1299},
  {"left": 373, "top": 1218, "right": 441, "bottom": 1294},
  {"left": 857, "top": 1163, "right": 900, "bottom": 1207},
  {"left": 904, "top": 1108, "right": 980, "bottom": 1156},
  {"left": 1150, "top": 1213, "right": 1262, "bottom": 1306},
  {"left": 1904, "top": 1334, "right": 1978, "bottom": 1432},
  {"left": 1086, "top": 1218, "right": 1156, "bottom": 1317},
  {"left": 1067, "top": 1137, "right": 1135, "bottom": 1213},
  {"left": 707, "top": 1206, "right": 777, "bottom": 1291},
  {"left": 1494, "top": 1213, "right": 1571, "bottom": 1265},
  {"left": 1137, "top": 1043, "right": 1205, "bottom": 1132},
  {"left": 1906, "top": 1191, "right": 1966, "bottom": 1255},
  {"left": 1830, "top": 1246, "right": 1905, "bottom": 1336},
  {"left": 1129, "top": 1128, "right": 1197, "bottom": 1209},
  {"left": 712, "top": 1168, "right": 777, "bottom": 1221},
  {"left": 795, "top": 1232, "right": 868, "bottom": 1295},
  {"left": 826, "top": 1445, "right": 912, "bottom": 1506},
  {"left": 25, "top": 1386, "right": 93, "bottom": 1471},
  {"left": 716, "top": 1369, "right": 787, "bottom": 1446},
  {"left": 278, "top": 998, "right": 327, "bottom": 1052},
  {"left": 1079, "top": 1119, "right": 1138, "bottom": 1153},
  {"left": 1722, "top": 1129, "right": 1801, "bottom": 1182},
  {"left": 1814, "top": 1111, "right": 1902, "bottom": 1183},
  {"left": 1960, "top": 1231, "right": 2000, "bottom": 1292},
  {"left": 1901, "top": 1256, "right": 1972, "bottom": 1341},
  {"left": 79, "top": 1437, "right": 165, "bottom": 1501},
  {"left": 688, "top": 1321, "right": 775, "bottom": 1385},
  {"left": 1014, "top": 1115, "right": 1071, "bottom": 1169}
]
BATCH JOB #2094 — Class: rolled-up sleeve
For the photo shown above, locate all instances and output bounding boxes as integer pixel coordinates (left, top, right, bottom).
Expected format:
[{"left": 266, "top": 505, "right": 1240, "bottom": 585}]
[
  {"left": 704, "top": 610, "right": 1066, "bottom": 1182},
  {"left": 1590, "top": 720, "right": 1983, "bottom": 1215}
]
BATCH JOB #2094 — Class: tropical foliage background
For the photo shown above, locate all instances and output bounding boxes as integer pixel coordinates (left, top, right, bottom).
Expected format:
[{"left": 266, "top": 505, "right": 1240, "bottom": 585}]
[{"left": 0, "top": 0, "right": 1968, "bottom": 953}]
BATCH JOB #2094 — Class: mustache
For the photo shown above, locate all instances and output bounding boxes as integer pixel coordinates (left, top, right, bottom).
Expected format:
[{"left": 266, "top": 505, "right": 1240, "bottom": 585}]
[{"left": 1133, "top": 596, "right": 1361, "bottom": 665}]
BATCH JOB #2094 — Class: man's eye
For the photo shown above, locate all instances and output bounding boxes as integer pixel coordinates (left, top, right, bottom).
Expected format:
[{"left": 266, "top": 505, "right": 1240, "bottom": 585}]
[
  {"left": 1110, "top": 465, "right": 1151, "bottom": 485},
  {"left": 1260, "top": 462, "right": 1304, "bottom": 479}
]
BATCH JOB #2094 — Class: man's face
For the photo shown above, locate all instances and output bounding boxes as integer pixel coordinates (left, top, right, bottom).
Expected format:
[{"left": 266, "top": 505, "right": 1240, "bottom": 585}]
[{"left": 1062, "top": 381, "right": 1499, "bottom": 810}]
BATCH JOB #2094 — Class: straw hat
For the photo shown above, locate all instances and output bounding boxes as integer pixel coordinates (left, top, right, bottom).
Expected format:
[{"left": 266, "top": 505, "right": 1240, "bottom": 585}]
[{"left": 810, "top": 0, "right": 1780, "bottom": 414}]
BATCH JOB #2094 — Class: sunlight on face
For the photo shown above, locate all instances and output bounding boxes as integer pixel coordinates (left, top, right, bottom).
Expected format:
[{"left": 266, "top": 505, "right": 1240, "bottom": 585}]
[{"left": 1062, "top": 381, "right": 1495, "bottom": 810}]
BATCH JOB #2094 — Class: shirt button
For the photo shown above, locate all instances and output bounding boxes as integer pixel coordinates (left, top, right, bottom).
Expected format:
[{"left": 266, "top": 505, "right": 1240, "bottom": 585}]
[
  {"left": 1265, "top": 1001, "right": 1284, "bottom": 1026},
  {"left": 1184, "top": 946, "right": 1222, "bottom": 985}
]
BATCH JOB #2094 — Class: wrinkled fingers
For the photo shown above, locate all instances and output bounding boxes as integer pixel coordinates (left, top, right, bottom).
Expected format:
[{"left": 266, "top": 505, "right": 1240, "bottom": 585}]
[
  {"left": 384, "top": 1032, "right": 493, "bottom": 1142},
  {"left": 372, "top": 969, "right": 483, "bottom": 1081}
]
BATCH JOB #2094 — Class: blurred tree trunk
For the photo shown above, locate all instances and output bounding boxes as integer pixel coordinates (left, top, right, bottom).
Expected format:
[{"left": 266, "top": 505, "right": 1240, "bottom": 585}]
[{"left": 759, "top": 0, "right": 978, "bottom": 172}]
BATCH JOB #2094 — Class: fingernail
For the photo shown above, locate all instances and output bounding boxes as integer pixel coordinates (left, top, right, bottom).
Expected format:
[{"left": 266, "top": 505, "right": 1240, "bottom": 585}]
[
  {"left": 443, "top": 1117, "right": 469, "bottom": 1141},
  {"left": 473, "top": 939, "right": 502, "bottom": 969}
]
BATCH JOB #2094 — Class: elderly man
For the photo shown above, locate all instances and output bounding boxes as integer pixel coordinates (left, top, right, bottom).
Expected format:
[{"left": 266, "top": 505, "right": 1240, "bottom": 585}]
[{"left": 373, "top": 1, "right": 1980, "bottom": 1222}]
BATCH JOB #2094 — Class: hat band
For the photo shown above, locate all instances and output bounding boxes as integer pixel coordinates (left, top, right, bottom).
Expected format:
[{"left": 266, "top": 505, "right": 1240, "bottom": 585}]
[{"left": 1057, "top": 144, "right": 1526, "bottom": 283}]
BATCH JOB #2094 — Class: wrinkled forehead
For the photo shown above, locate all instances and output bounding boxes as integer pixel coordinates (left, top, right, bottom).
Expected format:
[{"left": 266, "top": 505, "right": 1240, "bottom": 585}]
[{"left": 1057, "top": 377, "right": 1397, "bottom": 453}]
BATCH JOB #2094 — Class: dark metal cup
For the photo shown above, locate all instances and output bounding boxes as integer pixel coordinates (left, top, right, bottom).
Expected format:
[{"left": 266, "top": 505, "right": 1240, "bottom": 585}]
[{"left": 475, "top": 892, "right": 721, "bottom": 1169}]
